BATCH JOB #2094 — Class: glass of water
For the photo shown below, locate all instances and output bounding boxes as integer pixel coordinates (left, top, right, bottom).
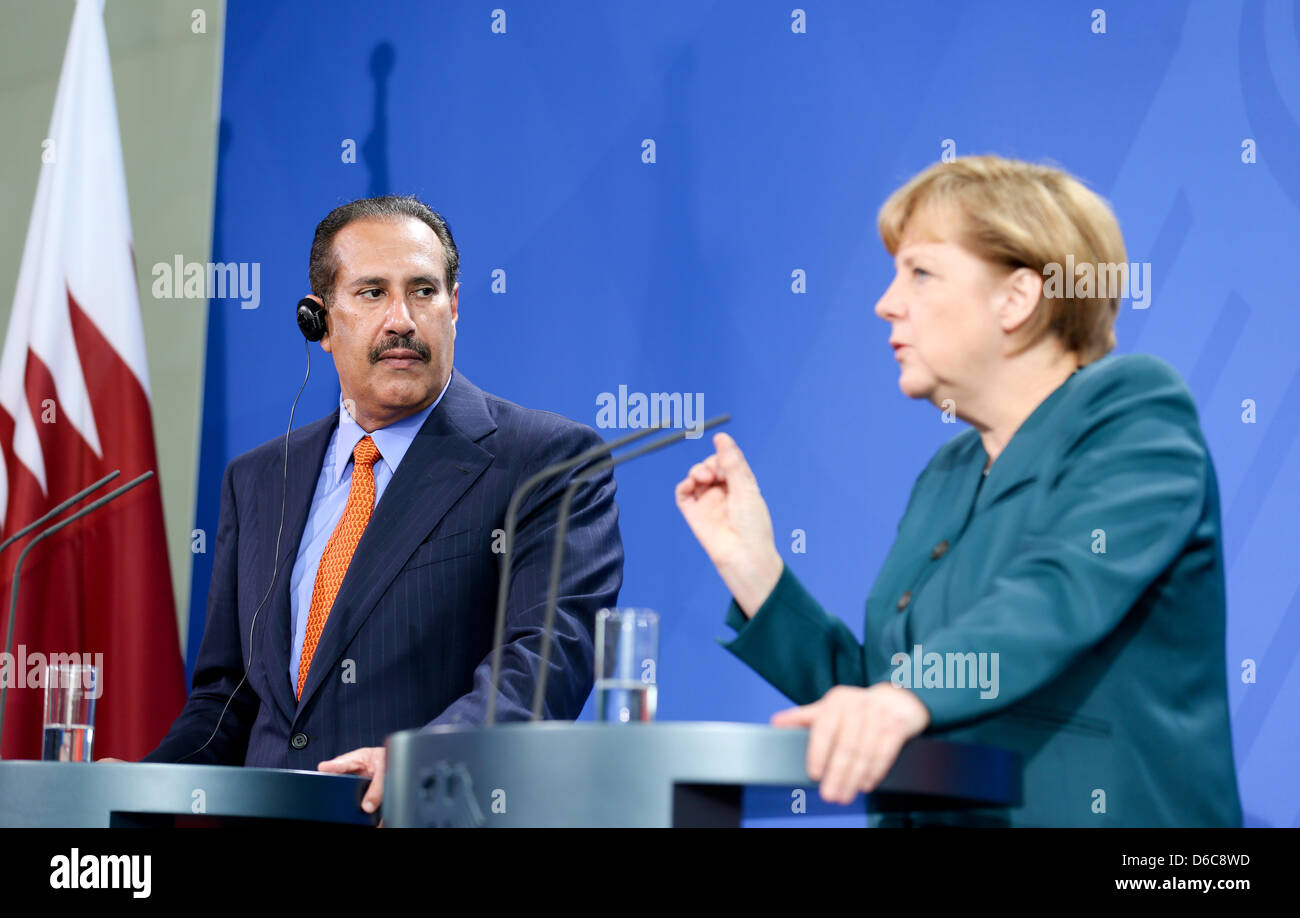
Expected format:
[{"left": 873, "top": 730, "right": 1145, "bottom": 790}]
[
  {"left": 594, "top": 608, "right": 658, "bottom": 723},
  {"left": 42, "top": 662, "right": 97, "bottom": 762}
]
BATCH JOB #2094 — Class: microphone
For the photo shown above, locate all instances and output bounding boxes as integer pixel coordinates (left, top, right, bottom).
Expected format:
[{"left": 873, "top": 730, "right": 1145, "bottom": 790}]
[
  {"left": 529, "top": 415, "right": 730, "bottom": 719},
  {"left": 0, "top": 471, "right": 120, "bottom": 556},
  {"left": 0, "top": 470, "right": 155, "bottom": 758},
  {"left": 485, "top": 421, "right": 684, "bottom": 724}
]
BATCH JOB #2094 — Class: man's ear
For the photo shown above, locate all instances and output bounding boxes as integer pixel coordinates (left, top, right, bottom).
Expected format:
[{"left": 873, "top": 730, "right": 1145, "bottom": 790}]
[
  {"left": 450, "top": 282, "right": 459, "bottom": 340},
  {"left": 996, "top": 267, "right": 1043, "bottom": 335}
]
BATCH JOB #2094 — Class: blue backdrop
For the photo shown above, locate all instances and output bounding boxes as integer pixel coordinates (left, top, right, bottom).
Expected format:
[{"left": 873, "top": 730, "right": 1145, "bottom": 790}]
[{"left": 191, "top": 0, "right": 1300, "bottom": 827}]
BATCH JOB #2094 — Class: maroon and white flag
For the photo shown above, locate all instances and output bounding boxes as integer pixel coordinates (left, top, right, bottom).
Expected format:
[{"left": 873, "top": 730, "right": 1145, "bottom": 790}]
[{"left": 0, "top": 0, "right": 185, "bottom": 759}]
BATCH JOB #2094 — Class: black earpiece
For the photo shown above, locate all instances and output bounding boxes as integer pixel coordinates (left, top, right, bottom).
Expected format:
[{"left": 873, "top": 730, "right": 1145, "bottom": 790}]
[{"left": 296, "top": 297, "right": 326, "bottom": 342}]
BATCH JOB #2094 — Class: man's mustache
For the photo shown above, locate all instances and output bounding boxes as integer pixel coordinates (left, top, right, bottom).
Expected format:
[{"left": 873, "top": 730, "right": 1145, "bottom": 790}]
[{"left": 369, "top": 335, "right": 431, "bottom": 364}]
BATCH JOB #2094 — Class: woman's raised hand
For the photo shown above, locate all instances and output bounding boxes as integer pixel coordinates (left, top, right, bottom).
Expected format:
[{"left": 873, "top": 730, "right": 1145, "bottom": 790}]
[{"left": 674, "top": 432, "right": 784, "bottom": 617}]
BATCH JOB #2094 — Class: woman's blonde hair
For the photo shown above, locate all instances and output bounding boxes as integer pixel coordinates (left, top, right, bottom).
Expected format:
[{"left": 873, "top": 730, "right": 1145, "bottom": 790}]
[{"left": 877, "top": 155, "right": 1126, "bottom": 364}]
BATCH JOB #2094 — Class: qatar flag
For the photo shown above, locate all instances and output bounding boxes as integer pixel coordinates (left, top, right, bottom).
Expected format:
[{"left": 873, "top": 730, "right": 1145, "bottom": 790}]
[{"left": 0, "top": 0, "right": 185, "bottom": 759}]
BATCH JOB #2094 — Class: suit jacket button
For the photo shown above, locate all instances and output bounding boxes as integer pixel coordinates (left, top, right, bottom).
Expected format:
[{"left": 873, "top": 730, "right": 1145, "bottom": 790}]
[
  {"left": 290, "top": 732, "right": 309, "bottom": 750},
  {"left": 930, "top": 540, "right": 950, "bottom": 560},
  {"left": 896, "top": 590, "right": 912, "bottom": 612}
]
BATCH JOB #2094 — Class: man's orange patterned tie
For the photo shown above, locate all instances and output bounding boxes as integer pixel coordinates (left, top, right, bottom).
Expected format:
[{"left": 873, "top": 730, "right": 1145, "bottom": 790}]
[{"left": 297, "top": 435, "right": 381, "bottom": 700}]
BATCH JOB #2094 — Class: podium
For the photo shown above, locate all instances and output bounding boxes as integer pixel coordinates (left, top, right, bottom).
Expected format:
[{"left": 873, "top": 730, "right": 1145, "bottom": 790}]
[
  {"left": 0, "top": 762, "right": 374, "bottom": 828},
  {"left": 0, "top": 725, "right": 1020, "bottom": 828},
  {"left": 384, "top": 722, "right": 1021, "bottom": 827}
]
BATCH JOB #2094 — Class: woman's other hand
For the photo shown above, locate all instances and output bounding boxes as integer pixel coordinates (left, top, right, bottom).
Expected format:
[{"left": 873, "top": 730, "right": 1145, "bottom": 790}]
[
  {"left": 674, "top": 432, "right": 784, "bottom": 617},
  {"left": 771, "top": 684, "right": 932, "bottom": 804}
]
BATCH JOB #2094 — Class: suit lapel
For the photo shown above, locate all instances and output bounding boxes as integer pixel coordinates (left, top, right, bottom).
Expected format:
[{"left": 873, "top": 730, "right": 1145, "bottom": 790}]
[
  {"left": 974, "top": 365, "right": 1088, "bottom": 512},
  {"left": 296, "top": 371, "right": 498, "bottom": 713},
  {"left": 975, "top": 441, "right": 1040, "bottom": 512},
  {"left": 258, "top": 412, "right": 338, "bottom": 725}
]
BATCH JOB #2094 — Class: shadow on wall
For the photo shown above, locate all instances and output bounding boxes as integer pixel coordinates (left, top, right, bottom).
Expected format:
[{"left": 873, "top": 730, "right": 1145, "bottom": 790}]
[{"left": 363, "top": 42, "right": 394, "bottom": 197}]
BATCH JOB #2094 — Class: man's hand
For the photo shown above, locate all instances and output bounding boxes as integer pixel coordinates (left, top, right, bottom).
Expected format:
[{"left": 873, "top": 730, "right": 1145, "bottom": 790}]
[
  {"left": 96, "top": 757, "right": 124, "bottom": 763},
  {"left": 770, "top": 683, "right": 931, "bottom": 804},
  {"left": 318, "top": 746, "right": 386, "bottom": 815},
  {"left": 674, "top": 432, "right": 784, "bottom": 617}
]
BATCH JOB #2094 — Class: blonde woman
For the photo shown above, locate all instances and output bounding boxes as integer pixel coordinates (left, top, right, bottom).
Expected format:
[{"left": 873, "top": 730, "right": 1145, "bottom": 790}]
[{"left": 676, "top": 156, "right": 1241, "bottom": 827}]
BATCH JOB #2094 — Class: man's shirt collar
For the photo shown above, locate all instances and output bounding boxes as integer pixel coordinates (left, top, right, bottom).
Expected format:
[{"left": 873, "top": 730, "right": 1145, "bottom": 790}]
[{"left": 331, "top": 369, "right": 453, "bottom": 484}]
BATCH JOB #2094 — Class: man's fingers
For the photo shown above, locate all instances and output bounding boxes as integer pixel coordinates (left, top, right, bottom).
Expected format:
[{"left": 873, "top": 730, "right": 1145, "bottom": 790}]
[
  {"left": 318, "top": 749, "right": 371, "bottom": 775},
  {"left": 316, "top": 755, "right": 361, "bottom": 774},
  {"left": 361, "top": 766, "right": 385, "bottom": 814},
  {"left": 317, "top": 747, "right": 387, "bottom": 816}
]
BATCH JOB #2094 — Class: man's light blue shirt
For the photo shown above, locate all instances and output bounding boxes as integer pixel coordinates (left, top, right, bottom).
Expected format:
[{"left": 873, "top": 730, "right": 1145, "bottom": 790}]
[{"left": 288, "top": 372, "right": 452, "bottom": 692}]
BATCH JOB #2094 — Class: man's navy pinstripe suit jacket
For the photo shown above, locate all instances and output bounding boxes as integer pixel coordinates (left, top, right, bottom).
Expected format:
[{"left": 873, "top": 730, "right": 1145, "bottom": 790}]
[{"left": 143, "top": 371, "right": 623, "bottom": 768}]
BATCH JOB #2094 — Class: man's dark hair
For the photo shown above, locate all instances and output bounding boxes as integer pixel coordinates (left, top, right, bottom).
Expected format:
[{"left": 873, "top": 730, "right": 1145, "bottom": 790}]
[{"left": 308, "top": 195, "right": 459, "bottom": 305}]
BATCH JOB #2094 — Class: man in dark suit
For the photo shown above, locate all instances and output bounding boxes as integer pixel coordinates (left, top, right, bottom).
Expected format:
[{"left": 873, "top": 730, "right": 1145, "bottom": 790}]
[{"left": 140, "top": 196, "right": 623, "bottom": 816}]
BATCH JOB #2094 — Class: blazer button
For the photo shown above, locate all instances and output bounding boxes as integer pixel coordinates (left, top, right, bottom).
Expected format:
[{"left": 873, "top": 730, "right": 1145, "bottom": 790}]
[
  {"left": 290, "top": 732, "right": 309, "bottom": 750},
  {"left": 930, "top": 540, "right": 950, "bottom": 560},
  {"left": 896, "top": 590, "right": 912, "bottom": 612}
]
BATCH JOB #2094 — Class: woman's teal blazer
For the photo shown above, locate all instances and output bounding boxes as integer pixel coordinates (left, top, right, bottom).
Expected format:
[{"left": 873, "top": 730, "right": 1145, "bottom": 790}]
[{"left": 722, "top": 353, "right": 1242, "bottom": 827}]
